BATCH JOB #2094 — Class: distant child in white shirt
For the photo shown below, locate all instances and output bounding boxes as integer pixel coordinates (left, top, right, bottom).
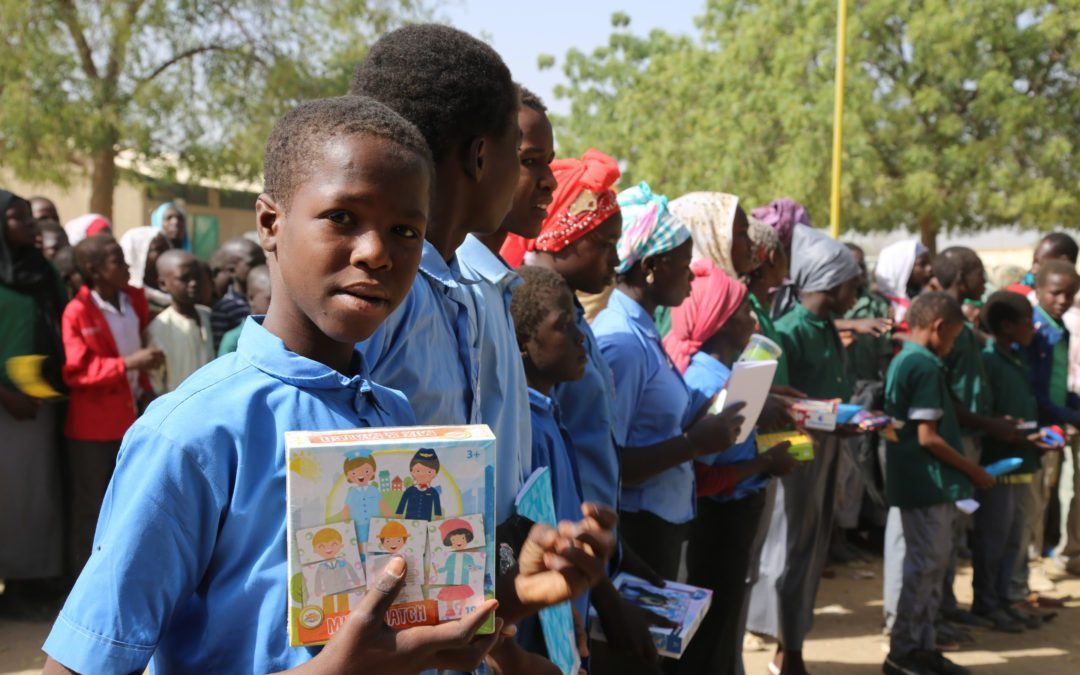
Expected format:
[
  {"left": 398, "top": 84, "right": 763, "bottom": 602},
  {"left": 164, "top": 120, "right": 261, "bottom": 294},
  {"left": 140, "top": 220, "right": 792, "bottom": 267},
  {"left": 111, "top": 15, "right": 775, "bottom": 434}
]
[{"left": 147, "top": 249, "right": 215, "bottom": 393}]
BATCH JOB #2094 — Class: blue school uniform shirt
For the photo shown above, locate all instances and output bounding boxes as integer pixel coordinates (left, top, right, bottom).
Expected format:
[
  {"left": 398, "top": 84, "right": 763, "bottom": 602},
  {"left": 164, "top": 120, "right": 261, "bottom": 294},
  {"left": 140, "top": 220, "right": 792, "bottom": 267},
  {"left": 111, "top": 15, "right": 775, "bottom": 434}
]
[
  {"left": 552, "top": 298, "right": 622, "bottom": 510},
  {"left": 456, "top": 234, "right": 530, "bottom": 516},
  {"left": 42, "top": 317, "right": 415, "bottom": 675},
  {"left": 527, "top": 387, "right": 590, "bottom": 636},
  {"left": 593, "top": 289, "right": 695, "bottom": 524},
  {"left": 359, "top": 241, "right": 526, "bottom": 526},
  {"left": 682, "top": 352, "right": 768, "bottom": 502}
]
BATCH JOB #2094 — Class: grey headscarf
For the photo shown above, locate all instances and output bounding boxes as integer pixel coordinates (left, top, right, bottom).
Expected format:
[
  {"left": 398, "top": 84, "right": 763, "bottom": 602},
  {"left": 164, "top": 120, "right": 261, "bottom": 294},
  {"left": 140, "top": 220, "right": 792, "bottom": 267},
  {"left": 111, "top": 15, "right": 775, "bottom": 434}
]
[{"left": 773, "top": 225, "right": 861, "bottom": 317}]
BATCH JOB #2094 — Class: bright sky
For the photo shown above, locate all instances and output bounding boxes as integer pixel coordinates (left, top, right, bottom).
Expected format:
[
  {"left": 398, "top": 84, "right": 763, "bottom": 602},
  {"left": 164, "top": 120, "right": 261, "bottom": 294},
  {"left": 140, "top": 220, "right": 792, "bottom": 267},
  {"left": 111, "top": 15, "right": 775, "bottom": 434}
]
[{"left": 439, "top": 0, "right": 703, "bottom": 114}]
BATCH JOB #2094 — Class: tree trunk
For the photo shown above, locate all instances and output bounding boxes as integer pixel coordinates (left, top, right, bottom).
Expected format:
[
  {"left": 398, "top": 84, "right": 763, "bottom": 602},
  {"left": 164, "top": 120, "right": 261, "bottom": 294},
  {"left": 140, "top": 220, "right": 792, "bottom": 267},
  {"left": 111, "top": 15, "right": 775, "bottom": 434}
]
[
  {"left": 89, "top": 145, "right": 116, "bottom": 221},
  {"left": 918, "top": 214, "right": 937, "bottom": 256}
]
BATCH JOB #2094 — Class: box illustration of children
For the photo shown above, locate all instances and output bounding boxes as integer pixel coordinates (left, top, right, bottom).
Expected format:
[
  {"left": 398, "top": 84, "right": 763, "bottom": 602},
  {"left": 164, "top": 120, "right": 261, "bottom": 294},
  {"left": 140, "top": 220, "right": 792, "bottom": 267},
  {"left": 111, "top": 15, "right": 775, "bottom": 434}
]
[
  {"left": 431, "top": 519, "right": 482, "bottom": 586},
  {"left": 309, "top": 527, "right": 363, "bottom": 599}
]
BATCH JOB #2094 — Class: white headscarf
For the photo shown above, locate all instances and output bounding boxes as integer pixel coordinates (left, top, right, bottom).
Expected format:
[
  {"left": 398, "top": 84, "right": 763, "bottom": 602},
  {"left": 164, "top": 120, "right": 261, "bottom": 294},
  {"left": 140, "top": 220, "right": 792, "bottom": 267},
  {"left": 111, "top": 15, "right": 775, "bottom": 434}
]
[
  {"left": 119, "top": 226, "right": 161, "bottom": 289},
  {"left": 874, "top": 239, "right": 928, "bottom": 322}
]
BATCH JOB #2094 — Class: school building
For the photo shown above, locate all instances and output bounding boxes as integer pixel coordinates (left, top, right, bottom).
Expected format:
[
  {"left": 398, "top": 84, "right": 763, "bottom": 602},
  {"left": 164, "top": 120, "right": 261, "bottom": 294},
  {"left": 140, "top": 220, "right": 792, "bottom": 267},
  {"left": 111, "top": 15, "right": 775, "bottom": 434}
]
[{"left": 1, "top": 153, "right": 260, "bottom": 260}]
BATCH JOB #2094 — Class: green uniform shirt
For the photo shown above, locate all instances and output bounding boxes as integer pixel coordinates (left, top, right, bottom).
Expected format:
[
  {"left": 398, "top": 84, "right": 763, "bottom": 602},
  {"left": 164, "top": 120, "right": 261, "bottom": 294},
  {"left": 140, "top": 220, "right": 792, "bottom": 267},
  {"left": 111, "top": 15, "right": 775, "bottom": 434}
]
[
  {"left": 775, "top": 303, "right": 851, "bottom": 400},
  {"left": 884, "top": 341, "right": 972, "bottom": 508},
  {"left": 217, "top": 323, "right": 243, "bottom": 357},
  {"left": 1036, "top": 306, "right": 1069, "bottom": 408},
  {"left": 945, "top": 322, "right": 991, "bottom": 433},
  {"left": 980, "top": 340, "right": 1040, "bottom": 475},
  {"left": 845, "top": 290, "right": 892, "bottom": 383},
  {"left": 749, "top": 293, "right": 790, "bottom": 386},
  {"left": 0, "top": 284, "right": 36, "bottom": 387}
]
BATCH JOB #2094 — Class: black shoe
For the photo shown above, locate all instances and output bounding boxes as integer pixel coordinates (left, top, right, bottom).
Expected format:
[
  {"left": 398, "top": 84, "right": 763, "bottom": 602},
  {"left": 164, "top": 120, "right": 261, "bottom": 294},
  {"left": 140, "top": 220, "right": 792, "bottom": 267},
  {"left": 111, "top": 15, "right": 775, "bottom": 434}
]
[
  {"left": 883, "top": 653, "right": 933, "bottom": 675},
  {"left": 978, "top": 609, "right": 1025, "bottom": 634},
  {"left": 913, "top": 650, "right": 971, "bottom": 675},
  {"left": 1004, "top": 605, "right": 1042, "bottom": 629},
  {"left": 934, "top": 622, "right": 969, "bottom": 649},
  {"left": 942, "top": 606, "right": 993, "bottom": 628}
]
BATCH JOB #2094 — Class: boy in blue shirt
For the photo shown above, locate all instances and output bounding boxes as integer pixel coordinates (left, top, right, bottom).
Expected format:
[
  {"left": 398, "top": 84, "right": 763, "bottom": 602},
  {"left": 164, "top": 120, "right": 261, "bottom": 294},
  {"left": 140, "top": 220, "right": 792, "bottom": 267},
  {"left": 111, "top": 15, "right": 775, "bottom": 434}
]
[
  {"left": 883, "top": 293, "right": 993, "bottom": 675},
  {"left": 509, "top": 266, "right": 592, "bottom": 651},
  {"left": 42, "top": 96, "right": 508, "bottom": 674},
  {"left": 350, "top": 24, "right": 617, "bottom": 645}
]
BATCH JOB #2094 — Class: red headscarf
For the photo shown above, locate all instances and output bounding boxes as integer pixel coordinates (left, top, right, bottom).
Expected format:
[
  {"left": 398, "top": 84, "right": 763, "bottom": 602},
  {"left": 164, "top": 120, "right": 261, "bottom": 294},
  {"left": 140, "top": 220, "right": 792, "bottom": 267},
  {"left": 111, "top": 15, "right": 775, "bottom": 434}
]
[
  {"left": 501, "top": 149, "right": 621, "bottom": 267},
  {"left": 663, "top": 258, "right": 748, "bottom": 373}
]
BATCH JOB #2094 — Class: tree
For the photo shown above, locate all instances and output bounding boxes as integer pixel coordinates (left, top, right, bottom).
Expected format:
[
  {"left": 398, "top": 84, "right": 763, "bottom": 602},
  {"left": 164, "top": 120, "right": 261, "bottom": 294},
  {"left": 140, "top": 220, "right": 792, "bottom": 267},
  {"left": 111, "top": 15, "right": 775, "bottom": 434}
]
[
  {"left": 0, "top": 0, "right": 427, "bottom": 219},
  {"left": 544, "top": 1, "right": 1080, "bottom": 248}
]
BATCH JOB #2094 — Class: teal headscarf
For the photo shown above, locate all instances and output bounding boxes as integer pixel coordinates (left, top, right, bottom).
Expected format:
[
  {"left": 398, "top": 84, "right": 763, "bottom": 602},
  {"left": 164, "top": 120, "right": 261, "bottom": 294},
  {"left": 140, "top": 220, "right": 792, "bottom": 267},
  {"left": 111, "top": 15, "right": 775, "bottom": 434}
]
[
  {"left": 150, "top": 201, "right": 190, "bottom": 251},
  {"left": 614, "top": 182, "right": 691, "bottom": 274}
]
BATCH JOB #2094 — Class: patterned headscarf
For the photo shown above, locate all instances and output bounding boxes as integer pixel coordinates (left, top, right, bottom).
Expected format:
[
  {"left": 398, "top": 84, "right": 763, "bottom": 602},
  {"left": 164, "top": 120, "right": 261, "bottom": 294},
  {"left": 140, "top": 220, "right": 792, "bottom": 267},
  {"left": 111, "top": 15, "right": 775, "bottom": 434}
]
[
  {"left": 151, "top": 201, "right": 190, "bottom": 251},
  {"left": 615, "top": 182, "right": 690, "bottom": 274},
  {"left": 663, "top": 258, "right": 748, "bottom": 373},
  {"left": 747, "top": 215, "right": 782, "bottom": 266},
  {"left": 64, "top": 213, "right": 112, "bottom": 246},
  {"left": 669, "top": 192, "right": 740, "bottom": 276},
  {"left": 751, "top": 198, "right": 810, "bottom": 253},
  {"left": 501, "top": 149, "right": 621, "bottom": 267}
]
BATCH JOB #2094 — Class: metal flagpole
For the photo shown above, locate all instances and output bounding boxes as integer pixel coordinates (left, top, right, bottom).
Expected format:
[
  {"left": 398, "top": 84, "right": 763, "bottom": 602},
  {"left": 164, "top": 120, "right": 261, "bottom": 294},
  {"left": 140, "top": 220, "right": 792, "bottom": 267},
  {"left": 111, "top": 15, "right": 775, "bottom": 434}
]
[{"left": 829, "top": 0, "right": 848, "bottom": 239}]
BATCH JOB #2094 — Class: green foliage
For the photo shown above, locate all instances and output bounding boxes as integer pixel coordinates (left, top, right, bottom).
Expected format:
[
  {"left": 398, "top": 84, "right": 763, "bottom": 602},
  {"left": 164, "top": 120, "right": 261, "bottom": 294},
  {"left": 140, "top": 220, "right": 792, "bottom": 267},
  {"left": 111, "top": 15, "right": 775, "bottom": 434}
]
[
  {"left": 548, "top": 1, "right": 1080, "bottom": 238},
  {"left": 0, "top": 0, "right": 429, "bottom": 204}
]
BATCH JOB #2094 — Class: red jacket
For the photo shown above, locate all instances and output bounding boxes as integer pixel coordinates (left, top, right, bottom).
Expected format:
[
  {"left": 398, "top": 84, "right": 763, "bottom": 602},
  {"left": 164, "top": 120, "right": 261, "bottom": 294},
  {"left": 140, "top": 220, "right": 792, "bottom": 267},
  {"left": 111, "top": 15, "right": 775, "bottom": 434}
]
[{"left": 62, "top": 285, "right": 150, "bottom": 441}]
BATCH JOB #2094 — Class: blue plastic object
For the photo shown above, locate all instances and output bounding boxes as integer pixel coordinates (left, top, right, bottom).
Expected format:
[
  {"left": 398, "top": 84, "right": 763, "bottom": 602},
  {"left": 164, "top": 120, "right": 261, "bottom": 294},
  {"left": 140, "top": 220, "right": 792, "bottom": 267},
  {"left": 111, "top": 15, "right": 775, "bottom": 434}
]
[
  {"left": 985, "top": 457, "right": 1023, "bottom": 477},
  {"left": 836, "top": 403, "right": 864, "bottom": 425}
]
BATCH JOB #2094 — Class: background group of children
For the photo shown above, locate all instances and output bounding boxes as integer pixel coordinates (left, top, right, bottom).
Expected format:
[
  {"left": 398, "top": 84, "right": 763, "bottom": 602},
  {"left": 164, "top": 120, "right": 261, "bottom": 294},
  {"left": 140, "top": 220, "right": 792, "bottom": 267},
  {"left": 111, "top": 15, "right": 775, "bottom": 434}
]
[{"left": 0, "top": 21, "right": 1078, "bottom": 675}]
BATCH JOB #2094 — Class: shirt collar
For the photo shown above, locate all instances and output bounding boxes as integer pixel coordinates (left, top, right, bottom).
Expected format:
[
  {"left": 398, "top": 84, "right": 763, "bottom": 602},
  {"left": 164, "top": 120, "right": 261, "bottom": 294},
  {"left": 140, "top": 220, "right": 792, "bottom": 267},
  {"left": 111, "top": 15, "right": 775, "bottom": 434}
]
[
  {"left": 458, "top": 234, "right": 520, "bottom": 289},
  {"left": 1036, "top": 305, "right": 1064, "bottom": 331},
  {"left": 419, "top": 240, "right": 477, "bottom": 289},
  {"left": 528, "top": 387, "right": 555, "bottom": 412},
  {"left": 689, "top": 351, "right": 731, "bottom": 380},
  {"left": 91, "top": 288, "right": 132, "bottom": 316},
  {"left": 608, "top": 288, "right": 659, "bottom": 340},
  {"left": 990, "top": 337, "right": 1024, "bottom": 367},
  {"left": 236, "top": 316, "right": 376, "bottom": 392},
  {"left": 901, "top": 339, "right": 943, "bottom": 366},
  {"left": 793, "top": 302, "right": 829, "bottom": 327}
]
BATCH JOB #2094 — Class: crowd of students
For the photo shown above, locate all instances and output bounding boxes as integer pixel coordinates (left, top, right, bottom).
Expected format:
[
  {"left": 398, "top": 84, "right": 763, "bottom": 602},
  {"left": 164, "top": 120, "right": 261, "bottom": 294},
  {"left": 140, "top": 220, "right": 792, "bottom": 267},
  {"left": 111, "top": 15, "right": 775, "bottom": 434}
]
[{"left": 1, "top": 23, "right": 1078, "bottom": 675}]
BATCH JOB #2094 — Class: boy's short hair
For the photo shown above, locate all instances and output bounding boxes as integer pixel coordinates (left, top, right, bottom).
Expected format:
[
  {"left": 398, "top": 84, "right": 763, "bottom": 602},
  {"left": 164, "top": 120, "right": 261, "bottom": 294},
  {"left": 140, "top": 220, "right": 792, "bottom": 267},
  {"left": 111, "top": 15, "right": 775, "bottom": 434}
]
[
  {"left": 39, "top": 218, "right": 65, "bottom": 237},
  {"left": 519, "top": 85, "right": 547, "bottom": 114},
  {"left": 155, "top": 248, "right": 196, "bottom": 277},
  {"left": 263, "top": 95, "right": 433, "bottom": 211},
  {"left": 349, "top": 24, "right": 518, "bottom": 164},
  {"left": 1036, "top": 232, "right": 1079, "bottom": 264},
  {"left": 932, "top": 247, "right": 982, "bottom": 289},
  {"left": 343, "top": 455, "right": 376, "bottom": 474},
  {"left": 1036, "top": 259, "right": 1080, "bottom": 289},
  {"left": 510, "top": 265, "right": 570, "bottom": 347},
  {"left": 983, "top": 290, "right": 1033, "bottom": 334},
  {"left": 73, "top": 234, "right": 116, "bottom": 282},
  {"left": 907, "top": 291, "right": 964, "bottom": 329},
  {"left": 311, "top": 528, "right": 343, "bottom": 548}
]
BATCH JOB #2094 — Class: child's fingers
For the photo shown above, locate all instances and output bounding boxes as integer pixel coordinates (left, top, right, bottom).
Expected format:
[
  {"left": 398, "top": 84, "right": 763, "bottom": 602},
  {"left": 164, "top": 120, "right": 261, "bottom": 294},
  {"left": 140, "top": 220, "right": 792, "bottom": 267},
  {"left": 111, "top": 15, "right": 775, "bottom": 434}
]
[
  {"left": 427, "top": 626, "right": 502, "bottom": 671},
  {"left": 579, "top": 502, "right": 618, "bottom": 530},
  {"left": 354, "top": 555, "right": 406, "bottom": 626}
]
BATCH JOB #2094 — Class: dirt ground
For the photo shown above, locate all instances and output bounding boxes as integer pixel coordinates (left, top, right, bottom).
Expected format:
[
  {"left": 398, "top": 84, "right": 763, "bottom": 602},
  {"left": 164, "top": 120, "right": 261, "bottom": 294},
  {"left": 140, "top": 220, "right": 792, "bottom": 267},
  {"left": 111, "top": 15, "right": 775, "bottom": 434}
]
[{"left": 3, "top": 559, "right": 1079, "bottom": 674}]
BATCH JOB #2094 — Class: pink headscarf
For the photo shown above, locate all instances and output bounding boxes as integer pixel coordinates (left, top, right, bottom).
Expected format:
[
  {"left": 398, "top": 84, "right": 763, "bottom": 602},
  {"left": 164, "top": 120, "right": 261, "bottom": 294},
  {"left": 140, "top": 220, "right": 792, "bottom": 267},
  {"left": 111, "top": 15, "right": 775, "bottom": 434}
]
[
  {"left": 750, "top": 198, "right": 810, "bottom": 253},
  {"left": 663, "top": 258, "right": 748, "bottom": 373}
]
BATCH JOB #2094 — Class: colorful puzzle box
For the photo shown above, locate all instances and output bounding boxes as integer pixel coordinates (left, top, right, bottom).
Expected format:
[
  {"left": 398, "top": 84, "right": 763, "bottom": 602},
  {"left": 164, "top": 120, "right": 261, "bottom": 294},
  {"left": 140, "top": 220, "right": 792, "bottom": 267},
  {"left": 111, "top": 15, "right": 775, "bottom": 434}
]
[{"left": 285, "top": 424, "right": 496, "bottom": 646}]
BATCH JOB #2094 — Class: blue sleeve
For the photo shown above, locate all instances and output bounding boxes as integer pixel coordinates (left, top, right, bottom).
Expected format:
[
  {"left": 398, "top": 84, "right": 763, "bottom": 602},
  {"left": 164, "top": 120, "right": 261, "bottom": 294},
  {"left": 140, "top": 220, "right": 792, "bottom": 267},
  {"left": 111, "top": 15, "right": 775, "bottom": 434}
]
[
  {"left": 42, "top": 425, "right": 227, "bottom": 674},
  {"left": 596, "top": 330, "right": 649, "bottom": 448},
  {"left": 1028, "top": 337, "right": 1080, "bottom": 427}
]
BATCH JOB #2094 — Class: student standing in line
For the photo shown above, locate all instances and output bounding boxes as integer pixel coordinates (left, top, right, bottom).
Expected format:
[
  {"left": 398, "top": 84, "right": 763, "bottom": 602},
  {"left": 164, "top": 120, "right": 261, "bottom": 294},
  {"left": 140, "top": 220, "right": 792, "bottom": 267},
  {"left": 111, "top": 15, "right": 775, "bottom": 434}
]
[
  {"left": 746, "top": 227, "right": 862, "bottom": 675},
  {"left": 593, "top": 182, "right": 745, "bottom": 581},
  {"left": 42, "top": 95, "right": 507, "bottom": 675}
]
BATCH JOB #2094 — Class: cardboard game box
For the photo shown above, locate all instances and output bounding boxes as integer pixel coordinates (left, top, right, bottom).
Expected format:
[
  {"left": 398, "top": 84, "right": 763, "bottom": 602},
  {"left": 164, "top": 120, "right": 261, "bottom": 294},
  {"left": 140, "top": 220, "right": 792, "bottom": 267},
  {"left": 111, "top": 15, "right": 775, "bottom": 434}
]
[
  {"left": 285, "top": 425, "right": 496, "bottom": 646},
  {"left": 589, "top": 573, "right": 713, "bottom": 659}
]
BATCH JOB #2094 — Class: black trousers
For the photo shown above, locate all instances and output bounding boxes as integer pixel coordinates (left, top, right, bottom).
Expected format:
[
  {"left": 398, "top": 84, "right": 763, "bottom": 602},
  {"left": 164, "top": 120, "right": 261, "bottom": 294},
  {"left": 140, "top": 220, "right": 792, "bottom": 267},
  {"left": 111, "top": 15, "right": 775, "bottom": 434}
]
[
  {"left": 678, "top": 491, "right": 768, "bottom": 675},
  {"left": 65, "top": 439, "right": 119, "bottom": 576},
  {"left": 618, "top": 509, "right": 690, "bottom": 581}
]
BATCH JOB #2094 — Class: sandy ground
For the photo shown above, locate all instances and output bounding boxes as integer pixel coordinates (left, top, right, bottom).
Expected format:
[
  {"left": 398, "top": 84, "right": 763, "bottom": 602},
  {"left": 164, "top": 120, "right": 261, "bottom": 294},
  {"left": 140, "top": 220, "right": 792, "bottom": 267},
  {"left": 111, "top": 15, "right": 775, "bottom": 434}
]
[{"left": 3, "top": 559, "right": 1079, "bottom": 674}]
